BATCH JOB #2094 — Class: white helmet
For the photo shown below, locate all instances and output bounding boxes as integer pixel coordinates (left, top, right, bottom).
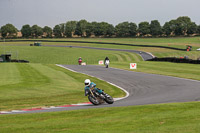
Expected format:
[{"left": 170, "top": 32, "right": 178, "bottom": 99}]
[{"left": 84, "top": 79, "right": 91, "bottom": 86}]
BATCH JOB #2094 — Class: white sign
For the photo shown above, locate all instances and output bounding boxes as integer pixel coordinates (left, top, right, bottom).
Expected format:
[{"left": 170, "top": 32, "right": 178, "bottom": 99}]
[
  {"left": 130, "top": 63, "right": 137, "bottom": 69},
  {"left": 99, "top": 60, "right": 104, "bottom": 65},
  {"left": 81, "top": 62, "right": 86, "bottom": 65}
]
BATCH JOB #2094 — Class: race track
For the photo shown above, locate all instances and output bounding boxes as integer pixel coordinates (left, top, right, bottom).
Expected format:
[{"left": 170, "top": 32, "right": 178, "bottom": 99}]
[
  {"left": 5, "top": 65, "right": 200, "bottom": 114},
  {"left": 44, "top": 45, "right": 154, "bottom": 60}
]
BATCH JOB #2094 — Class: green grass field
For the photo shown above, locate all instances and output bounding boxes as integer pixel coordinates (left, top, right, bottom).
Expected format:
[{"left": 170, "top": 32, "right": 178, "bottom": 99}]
[
  {"left": 0, "top": 45, "right": 142, "bottom": 64},
  {"left": 0, "top": 37, "right": 200, "bottom": 133},
  {"left": 0, "top": 102, "right": 200, "bottom": 133},
  {"left": 1, "top": 37, "right": 200, "bottom": 59},
  {"left": 111, "top": 61, "right": 200, "bottom": 81},
  {"left": 0, "top": 63, "right": 125, "bottom": 111}
]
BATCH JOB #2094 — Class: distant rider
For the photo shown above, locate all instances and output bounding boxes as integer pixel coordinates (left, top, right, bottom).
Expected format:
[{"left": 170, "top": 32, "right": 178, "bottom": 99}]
[
  {"left": 78, "top": 57, "right": 82, "bottom": 65},
  {"left": 104, "top": 56, "right": 110, "bottom": 68},
  {"left": 84, "top": 79, "right": 105, "bottom": 96}
]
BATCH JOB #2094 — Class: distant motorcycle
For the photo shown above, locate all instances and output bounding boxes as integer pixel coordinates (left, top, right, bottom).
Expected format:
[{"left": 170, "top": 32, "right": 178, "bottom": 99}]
[
  {"left": 105, "top": 60, "right": 110, "bottom": 68},
  {"left": 87, "top": 87, "right": 114, "bottom": 105}
]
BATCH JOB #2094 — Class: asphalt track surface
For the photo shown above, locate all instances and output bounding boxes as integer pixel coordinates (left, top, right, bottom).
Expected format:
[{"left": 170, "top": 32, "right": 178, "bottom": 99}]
[{"left": 5, "top": 64, "right": 200, "bottom": 114}]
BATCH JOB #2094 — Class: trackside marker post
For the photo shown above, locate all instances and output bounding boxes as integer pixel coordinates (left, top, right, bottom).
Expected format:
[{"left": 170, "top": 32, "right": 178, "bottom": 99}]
[
  {"left": 99, "top": 60, "right": 104, "bottom": 65},
  {"left": 130, "top": 63, "right": 137, "bottom": 69}
]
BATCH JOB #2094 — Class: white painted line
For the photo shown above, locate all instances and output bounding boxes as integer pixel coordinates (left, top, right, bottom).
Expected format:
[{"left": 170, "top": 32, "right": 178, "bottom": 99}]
[
  {"left": 146, "top": 52, "right": 156, "bottom": 58},
  {"left": 0, "top": 111, "right": 12, "bottom": 114},
  {"left": 11, "top": 110, "right": 25, "bottom": 113},
  {"left": 71, "top": 103, "right": 91, "bottom": 106},
  {"left": 41, "top": 107, "right": 51, "bottom": 109},
  {"left": 107, "top": 81, "right": 129, "bottom": 101},
  {"left": 49, "top": 106, "right": 63, "bottom": 109},
  {"left": 56, "top": 64, "right": 77, "bottom": 73}
]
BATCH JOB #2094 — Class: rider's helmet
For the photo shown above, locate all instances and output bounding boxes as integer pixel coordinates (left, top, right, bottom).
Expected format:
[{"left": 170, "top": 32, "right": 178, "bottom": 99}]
[{"left": 84, "top": 79, "right": 91, "bottom": 87}]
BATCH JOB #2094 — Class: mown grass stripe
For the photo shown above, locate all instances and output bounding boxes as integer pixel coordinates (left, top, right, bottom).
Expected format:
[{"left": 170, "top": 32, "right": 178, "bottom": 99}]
[{"left": 0, "top": 63, "right": 125, "bottom": 111}]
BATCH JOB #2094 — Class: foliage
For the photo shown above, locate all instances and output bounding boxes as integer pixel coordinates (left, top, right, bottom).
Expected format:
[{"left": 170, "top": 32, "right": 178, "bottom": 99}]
[
  {"left": 162, "top": 22, "right": 171, "bottom": 36},
  {"left": 150, "top": 20, "right": 162, "bottom": 36},
  {"left": 115, "top": 22, "right": 137, "bottom": 37},
  {"left": 65, "top": 21, "right": 77, "bottom": 37},
  {"left": 187, "top": 22, "right": 197, "bottom": 35},
  {"left": 53, "top": 25, "right": 62, "bottom": 38},
  {"left": 197, "top": 25, "right": 200, "bottom": 34},
  {"left": 1, "top": 16, "right": 200, "bottom": 38},
  {"left": 31, "top": 25, "right": 43, "bottom": 37},
  {"left": 43, "top": 26, "right": 53, "bottom": 38},
  {"left": 138, "top": 21, "right": 150, "bottom": 36},
  {"left": 0, "top": 23, "right": 18, "bottom": 38},
  {"left": 129, "top": 22, "right": 137, "bottom": 37},
  {"left": 21, "top": 24, "right": 32, "bottom": 38},
  {"left": 59, "top": 23, "right": 65, "bottom": 36},
  {"left": 175, "top": 16, "right": 192, "bottom": 35},
  {"left": 75, "top": 19, "right": 88, "bottom": 37},
  {"left": 91, "top": 22, "right": 115, "bottom": 37}
]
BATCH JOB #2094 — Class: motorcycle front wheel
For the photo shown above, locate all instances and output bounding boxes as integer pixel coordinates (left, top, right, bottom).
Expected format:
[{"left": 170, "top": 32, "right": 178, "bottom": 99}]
[{"left": 104, "top": 94, "right": 114, "bottom": 104}]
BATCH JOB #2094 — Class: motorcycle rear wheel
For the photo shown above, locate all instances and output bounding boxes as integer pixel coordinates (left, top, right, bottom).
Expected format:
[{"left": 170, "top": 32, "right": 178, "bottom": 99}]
[{"left": 88, "top": 95, "right": 100, "bottom": 105}]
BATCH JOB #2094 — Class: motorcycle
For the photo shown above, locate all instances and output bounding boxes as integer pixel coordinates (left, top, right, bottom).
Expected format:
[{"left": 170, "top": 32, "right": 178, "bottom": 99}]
[
  {"left": 105, "top": 60, "right": 110, "bottom": 68},
  {"left": 87, "top": 87, "right": 114, "bottom": 105}
]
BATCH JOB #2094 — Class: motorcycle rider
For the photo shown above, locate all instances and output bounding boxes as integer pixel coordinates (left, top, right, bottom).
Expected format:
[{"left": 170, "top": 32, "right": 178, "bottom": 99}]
[
  {"left": 84, "top": 79, "right": 105, "bottom": 96},
  {"left": 104, "top": 56, "right": 110, "bottom": 68},
  {"left": 78, "top": 57, "right": 82, "bottom": 65}
]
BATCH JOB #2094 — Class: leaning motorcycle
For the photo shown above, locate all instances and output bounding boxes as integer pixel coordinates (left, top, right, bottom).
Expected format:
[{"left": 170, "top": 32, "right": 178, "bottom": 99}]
[{"left": 87, "top": 87, "right": 114, "bottom": 105}]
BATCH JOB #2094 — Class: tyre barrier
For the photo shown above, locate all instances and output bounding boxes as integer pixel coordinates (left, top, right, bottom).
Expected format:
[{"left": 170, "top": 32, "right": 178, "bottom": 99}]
[
  {"left": 11, "top": 59, "right": 29, "bottom": 63},
  {"left": 147, "top": 57, "right": 200, "bottom": 64},
  {"left": 4, "top": 39, "right": 186, "bottom": 51}
]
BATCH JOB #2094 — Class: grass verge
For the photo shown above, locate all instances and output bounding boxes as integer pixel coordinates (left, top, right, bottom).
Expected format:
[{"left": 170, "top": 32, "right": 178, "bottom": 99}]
[
  {"left": 111, "top": 61, "right": 200, "bottom": 81},
  {"left": 0, "top": 102, "right": 200, "bottom": 133},
  {"left": 0, "top": 63, "right": 125, "bottom": 111}
]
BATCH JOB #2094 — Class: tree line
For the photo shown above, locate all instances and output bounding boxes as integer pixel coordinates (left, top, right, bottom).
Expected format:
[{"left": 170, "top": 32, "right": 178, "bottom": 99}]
[{"left": 1, "top": 16, "right": 200, "bottom": 38}]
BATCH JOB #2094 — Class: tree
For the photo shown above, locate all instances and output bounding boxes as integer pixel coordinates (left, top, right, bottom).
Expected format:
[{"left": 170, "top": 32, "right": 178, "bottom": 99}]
[
  {"left": 53, "top": 25, "right": 62, "bottom": 38},
  {"left": 174, "top": 16, "right": 192, "bottom": 35},
  {"left": 75, "top": 19, "right": 88, "bottom": 37},
  {"left": 197, "top": 25, "right": 200, "bottom": 34},
  {"left": 106, "top": 23, "right": 115, "bottom": 37},
  {"left": 115, "top": 22, "right": 137, "bottom": 37},
  {"left": 60, "top": 23, "right": 65, "bottom": 37},
  {"left": 0, "top": 23, "right": 18, "bottom": 38},
  {"left": 138, "top": 22, "right": 150, "bottom": 36},
  {"left": 85, "top": 22, "right": 93, "bottom": 37},
  {"left": 163, "top": 20, "right": 177, "bottom": 36},
  {"left": 65, "top": 21, "right": 77, "bottom": 37},
  {"left": 31, "top": 25, "right": 43, "bottom": 37},
  {"left": 115, "top": 22, "right": 130, "bottom": 37},
  {"left": 129, "top": 22, "right": 137, "bottom": 37},
  {"left": 21, "top": 24, "right": 31, "bottom": 38},
  {"left": 163, "top": 22, "right": 171, "bottom": 36},
  {"left": 96, "top": 22, "right": 114, "bottom": 37},
  {"left": 92, "top": 22, "right": 103, "bottom": 37},
  {"left": 187, "top": 22, "right": 197, "bottom": 35},
  {"left": 150, "top": 20, "right": 162, "bottom": 36},
  {"left": 43, "top": 26, "right": 53, "bottom": 38}
]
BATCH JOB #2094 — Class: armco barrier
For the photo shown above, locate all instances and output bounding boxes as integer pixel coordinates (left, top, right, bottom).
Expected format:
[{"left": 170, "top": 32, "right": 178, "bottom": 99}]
[{"left": 148, "top": 57, "right": 200, "bottom": 64}]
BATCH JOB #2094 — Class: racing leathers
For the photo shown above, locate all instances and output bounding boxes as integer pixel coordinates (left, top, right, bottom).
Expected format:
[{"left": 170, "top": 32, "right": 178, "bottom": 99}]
[{"left": 84, "top": 82, "right": 103, "bottom": 96}]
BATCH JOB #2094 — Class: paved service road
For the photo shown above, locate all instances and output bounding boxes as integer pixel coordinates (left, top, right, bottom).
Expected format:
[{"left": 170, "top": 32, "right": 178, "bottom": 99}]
[{"left": 8, "top": 65, "right": 200, "bottom": 114}]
